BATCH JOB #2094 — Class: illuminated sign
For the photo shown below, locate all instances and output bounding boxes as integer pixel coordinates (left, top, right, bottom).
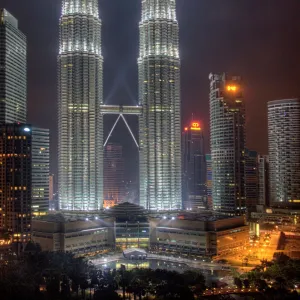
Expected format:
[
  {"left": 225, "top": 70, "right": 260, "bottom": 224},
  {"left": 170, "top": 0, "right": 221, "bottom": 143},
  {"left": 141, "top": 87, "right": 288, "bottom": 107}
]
[
  {"left": 191, "top": 122, "right": 201, "bottom": 131},
  {"left": 227, "top": 85, "right": 238, "bottom": 92}
]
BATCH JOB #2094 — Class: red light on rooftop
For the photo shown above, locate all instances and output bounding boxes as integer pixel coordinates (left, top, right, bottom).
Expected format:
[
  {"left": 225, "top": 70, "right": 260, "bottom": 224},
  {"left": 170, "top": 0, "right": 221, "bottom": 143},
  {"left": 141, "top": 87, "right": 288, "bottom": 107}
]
[{"left": 190, "top": 122, "right": 201, "bottom": 131}]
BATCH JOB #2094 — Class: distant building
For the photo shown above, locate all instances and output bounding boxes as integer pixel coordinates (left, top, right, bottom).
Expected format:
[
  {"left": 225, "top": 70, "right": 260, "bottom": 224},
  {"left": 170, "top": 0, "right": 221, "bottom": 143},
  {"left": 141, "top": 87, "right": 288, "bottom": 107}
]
[
  {"left": 182, "top": 120, "right": 206, "bottom": 209},
  {"left": 0, "top": 9, "right": 26, "bottom": 124},
  {"left": 31, "top": 127, "right": 50, "bottom": 214},
  {"left": 0, "top": 124, "right": 49, "bottom": 251},
  {"left": 209, "top": 73, "right": 246, "bottom": 214},
  {"left": 49, "top": 174, "right": 54, "bottom": 202},
  {"left": 258, "top": 155, "right": 269, "bottom": 206},
  {"left": 206, "top": 154, "right": 212, "bottom": 209},
  {"left": 104, "top": 143, "right": 125, "bottom": 205},
  {"left": 268, "top": 99, "right": 300, "bottom": 207},
  {"left": 245, "top": 149, "right": 259, "bottom": 208}
]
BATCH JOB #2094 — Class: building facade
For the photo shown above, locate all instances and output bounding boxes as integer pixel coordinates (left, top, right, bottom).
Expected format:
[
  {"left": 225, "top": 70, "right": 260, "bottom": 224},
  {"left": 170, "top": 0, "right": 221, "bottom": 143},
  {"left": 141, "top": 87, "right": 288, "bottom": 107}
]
[
  {"left": 58, "top": 0, "right": 104, "bottom": 210},
  {"left": 245, "top": 149, "right": 258, "bottom": 208},
  {"left": 206, "top": 154, "right": 212, "bottom": 209},
  {"left": 268, "top": 99, "right": 300, "bottom": 207},
  {"left": 0, "top": 9, "right": 26, "bottom": 124},
  {"left": 0, "top": 124, "right": 49, "bottom": 251},
  {"left": 0, "top": 124, "right": 32, "bottom": 248},
  {"left": 31, "top": 127, "right": 50, "bottom": 214},
  {"left": 182, "top": 121, "right": 206, "bottom": 209},
  {"left": 32, "top": 203, "right": 248, "bottom": 258},
  {"left": 103, "top": 143, "right": 124, "bottom": 206},
  {"left": 139, "top": 0, "right": 182, "bottom": 210},
  {"left": 209, "top": 73, "right": 246, "bottom": 214},
  {"left": 258, "top": 155, "right": 269, "bottom": 206}
]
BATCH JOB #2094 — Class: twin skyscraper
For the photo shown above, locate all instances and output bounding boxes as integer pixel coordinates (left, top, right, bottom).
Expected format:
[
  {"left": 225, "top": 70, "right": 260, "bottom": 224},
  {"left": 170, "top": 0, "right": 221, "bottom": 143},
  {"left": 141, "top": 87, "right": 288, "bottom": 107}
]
[{"left": 58, "top": 0, "right": 182, "bottom": 211}]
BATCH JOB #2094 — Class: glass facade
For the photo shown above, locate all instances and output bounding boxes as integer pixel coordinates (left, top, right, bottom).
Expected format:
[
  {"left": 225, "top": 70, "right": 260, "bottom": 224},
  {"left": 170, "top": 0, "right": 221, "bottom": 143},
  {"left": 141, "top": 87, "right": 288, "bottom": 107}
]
[
  {"left": 58, "top": 0, "right": 104, "bottom": 210},
  {"left": 139, "top": 0, "right": 182, "bottom": 210},
  {"left": 115, "top": 218, "right": 150, "bottom": 249},
  {"left": 268, "top": 99, "right": 300, "bottom": 207},
  {"left": 209, "top": 73, "right": 246, "bottom": 214},
  {"left": 32, "top": 127, "right": 50, "bottom": 215},
  {"left": 0, "top": 9, "right": 26, "bottom": 124},
  {"left": 182, "top": 123, "right": 207, "bottom": 209}
]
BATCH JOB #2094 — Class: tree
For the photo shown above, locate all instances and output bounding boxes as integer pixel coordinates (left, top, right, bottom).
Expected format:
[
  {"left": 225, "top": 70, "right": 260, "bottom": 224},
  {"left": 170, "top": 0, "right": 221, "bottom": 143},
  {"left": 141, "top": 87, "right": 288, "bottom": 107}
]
[
  {"left": 234, "top": 277, "right": 243, "bottom": 289},
  {"left": 243, "top": 279, "right": 250, "bottom": 288}
]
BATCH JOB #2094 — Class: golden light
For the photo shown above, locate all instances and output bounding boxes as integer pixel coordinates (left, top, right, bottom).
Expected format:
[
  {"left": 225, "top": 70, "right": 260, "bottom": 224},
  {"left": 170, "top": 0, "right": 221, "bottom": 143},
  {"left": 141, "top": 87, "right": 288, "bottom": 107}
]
[
  {"left": 227, "top": 85, "right": 238, "bottom": 92},
  {"left": 190, "top": 122, "right": 201, "bottom": 131}
]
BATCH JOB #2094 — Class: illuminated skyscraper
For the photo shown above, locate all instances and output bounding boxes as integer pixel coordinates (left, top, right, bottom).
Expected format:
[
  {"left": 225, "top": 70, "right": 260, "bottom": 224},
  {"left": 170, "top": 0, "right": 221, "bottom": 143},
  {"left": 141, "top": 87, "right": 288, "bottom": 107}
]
[
  {"left": 182, "top": 121, "right": 206, "bottom": 209},
  {"left": 0, "top": 9, "right": 26, "bottom": 124},
  {"left": 268, "top": 99, "right": 300, "bottom": 207},
  {"left": 58, "top": 0, "right": 103, "bottom": 210},
  {"left": 0, "top": 124, "right": 49, "bottom": 250},
  {"left": 209, "top": 73, "right": 246, "bottom": 214},
  {"left": 139, "top": 0, "right": 182, "bottom": 210}
]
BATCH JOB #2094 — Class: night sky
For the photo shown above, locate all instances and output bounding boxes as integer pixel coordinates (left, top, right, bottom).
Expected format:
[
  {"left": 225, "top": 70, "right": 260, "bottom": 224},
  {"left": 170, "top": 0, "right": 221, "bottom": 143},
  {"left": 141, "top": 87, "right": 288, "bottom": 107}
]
[{"left": 1, "top": 0, "right": 300, "bottom": 184}]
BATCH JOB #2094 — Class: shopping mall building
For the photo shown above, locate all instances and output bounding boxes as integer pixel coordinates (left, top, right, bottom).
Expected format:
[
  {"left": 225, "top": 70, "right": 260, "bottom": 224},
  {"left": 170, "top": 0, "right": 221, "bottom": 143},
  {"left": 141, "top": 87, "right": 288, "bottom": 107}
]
[{"left": 31, "top": 202, "right": 248, "bottom": 258}]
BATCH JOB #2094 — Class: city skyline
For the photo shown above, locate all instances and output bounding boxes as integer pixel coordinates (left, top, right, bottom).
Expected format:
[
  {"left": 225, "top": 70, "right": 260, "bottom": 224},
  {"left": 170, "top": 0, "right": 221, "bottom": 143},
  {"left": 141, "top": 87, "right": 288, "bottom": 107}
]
[{"left": 1, "top": 0, "right": 300, "bottom": 181}]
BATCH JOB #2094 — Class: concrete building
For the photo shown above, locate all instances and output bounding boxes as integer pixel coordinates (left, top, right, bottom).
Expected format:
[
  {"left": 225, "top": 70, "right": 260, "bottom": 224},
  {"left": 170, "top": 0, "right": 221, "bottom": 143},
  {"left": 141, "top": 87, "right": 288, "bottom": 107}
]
[
  {"left": 32, "top": 203, "right": 248, "bottom": 258},
  {"left": 182, "top": 120, "right": 206, "bottom": 209},
  {"left": 31, "top": 213, "right": 114, "bottom": 254},
  {"left": 139, "top": 0, "right": 182, "bottom": 210},
  {"left": 209, "top": 73, "right": 246, "bottom": 214},
  {"left": 58, "top": 0, "right": 104, "bottom": 210},
  {"left": 0, "top": 9, "right": 26, "bottom": 124},
  {"left": 103, "top": 143, "right": 124, "bottom": 205},
  {"left": 268, "top": 99, "right": 300, "bottom": 207},
  {"left": 258, "top": 155, "right": 269, "bottom": 206},
  {"left": 0, "top": 124, "right": 49, "bottom": 251}
]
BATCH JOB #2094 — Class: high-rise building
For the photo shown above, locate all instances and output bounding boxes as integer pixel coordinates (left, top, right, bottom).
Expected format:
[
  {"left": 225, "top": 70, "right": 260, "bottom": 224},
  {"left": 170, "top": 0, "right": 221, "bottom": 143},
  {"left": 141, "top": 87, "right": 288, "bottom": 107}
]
[
  {"left": 0, "top": 9, "right": 26, "bottom": 124},
  {"left": 206, "top": 154, "right": 212, "bottom": 209},
  {"left": 258, "top": 155, "right": 269, "bottom": 206},
  {"left": 58, "top": 0, "right": 103, "bottom": 210},
  {"left": 268, "top": 99, "right": 300, "bottom": 207},
  {"left": 103, "top": 143, "right": 124, "bottom": 207},
  {"left": 209, "top": 73, "right": 246, "bottom": 214},
  {"left": 182, "top": 121, "right": 206, "bottom": 209},
  {"left": 49, "top": 174, "right": 54, "bottom": 202},
  {"left": 31, "top": 127, "right": 50, "bottom": 214},
  {"left": 139, "top": 0, "right": 182, "bottom": 210},
  {"left": 0, "top": 124, "right": 49, "bottom": 250},
  {"left": 245, "top": 149, "right": 258, "bottom": 208}
]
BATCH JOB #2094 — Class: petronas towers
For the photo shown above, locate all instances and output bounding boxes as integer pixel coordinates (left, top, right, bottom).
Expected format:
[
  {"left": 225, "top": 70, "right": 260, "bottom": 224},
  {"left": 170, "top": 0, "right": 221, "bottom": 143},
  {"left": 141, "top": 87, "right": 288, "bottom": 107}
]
[
  {"left": 58, "top": 0, "right": 181, "bottom": 211},
  {"left": 58, "top": 0, "right": 103, "bottom": 210}
]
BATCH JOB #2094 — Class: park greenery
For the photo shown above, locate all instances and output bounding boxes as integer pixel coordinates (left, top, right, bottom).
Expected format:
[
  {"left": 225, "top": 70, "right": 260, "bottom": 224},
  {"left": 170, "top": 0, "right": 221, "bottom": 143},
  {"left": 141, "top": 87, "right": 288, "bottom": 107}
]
[
  {"left": 233, "top": 253, "right": 300, "bottom": 300},
  {"left": 0, "top": 245, "right": 299, "bottom": 300},
  {"left": 0, "top": 245, "right": 206, "bottom": 300}
]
